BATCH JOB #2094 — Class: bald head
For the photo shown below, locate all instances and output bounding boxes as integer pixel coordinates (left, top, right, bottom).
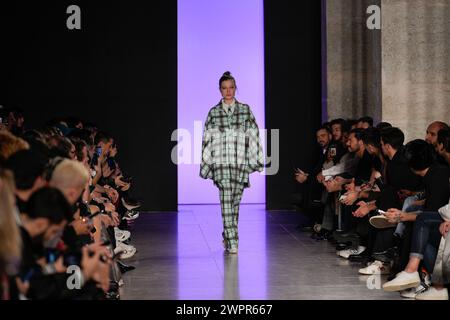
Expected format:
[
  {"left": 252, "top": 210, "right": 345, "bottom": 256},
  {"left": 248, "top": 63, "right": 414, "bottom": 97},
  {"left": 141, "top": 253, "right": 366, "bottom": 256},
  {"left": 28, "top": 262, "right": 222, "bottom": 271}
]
[{"left": 426, "top": 121, "right": 449, "bottom": 146}]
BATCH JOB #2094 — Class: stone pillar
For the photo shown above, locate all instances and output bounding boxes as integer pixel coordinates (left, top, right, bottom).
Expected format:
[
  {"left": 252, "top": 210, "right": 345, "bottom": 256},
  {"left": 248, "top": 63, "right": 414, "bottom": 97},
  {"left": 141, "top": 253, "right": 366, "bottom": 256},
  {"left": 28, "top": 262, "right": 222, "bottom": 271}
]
[
  {"left": 382, "top": 0, "right": 450, "bottom": 141},
  {"left": 326, "top": 0, "right": 382, "bottom": 123}
]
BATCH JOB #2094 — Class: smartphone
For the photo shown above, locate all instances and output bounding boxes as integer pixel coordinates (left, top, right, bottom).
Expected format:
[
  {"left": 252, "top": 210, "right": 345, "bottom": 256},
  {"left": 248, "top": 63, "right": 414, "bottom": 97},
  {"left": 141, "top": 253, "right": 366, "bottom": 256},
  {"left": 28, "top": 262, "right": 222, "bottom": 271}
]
[
  {"left": 107, "top": 157, "right": 116, "bottom": 170},
  {"left": 330, "top": 147, "right": 337, "bottom": 157},
  {"left": 95, "top": 147, "right": 102, "bottom": 157}
]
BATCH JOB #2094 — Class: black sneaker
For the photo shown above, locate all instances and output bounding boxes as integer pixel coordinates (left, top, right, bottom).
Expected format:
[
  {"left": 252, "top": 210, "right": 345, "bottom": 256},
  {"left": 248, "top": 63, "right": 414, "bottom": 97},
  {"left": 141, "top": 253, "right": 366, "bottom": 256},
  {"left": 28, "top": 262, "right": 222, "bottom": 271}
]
[
  {"left": 117, "top": 260, "right": 136, "bottom": 274},
  {"left": 371, "top": 247, "right": 398, "bottom": 263},
  {"left": 348, "top": 251, "right": 370, "bottom": 263}
]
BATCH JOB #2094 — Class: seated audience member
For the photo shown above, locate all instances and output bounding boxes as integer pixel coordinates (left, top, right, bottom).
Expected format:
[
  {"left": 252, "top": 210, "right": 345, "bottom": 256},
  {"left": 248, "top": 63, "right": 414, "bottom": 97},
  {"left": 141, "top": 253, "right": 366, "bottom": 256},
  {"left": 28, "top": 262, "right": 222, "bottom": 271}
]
[
  {"left": 376, "top": 122, "right": 393, "bottom": 130},
  {"left": 356, "top": 117, "right": 374, "bottom": 129},
  {"left": 355, "top": 128, "right": 422, "bottom": 270},
  {"left": 49, "top": 159, "right": 111, "bottom": 243},
  {"left": 328, "top": 119, "right": 347, "bottom": 162},
  {"left": 354, "top": 128, "right": 423, "bottom": 220},
  {"left": 382, "top": 140, "right": 450, "bottom": 298},
  {"left": 425, "top": 121, "right": 449, "bottom": 147},
  {"left": 47, "top": 135, "right": 76, "bottom": 160},
  {"left": 13, "top": 187, "right": 111, "bottom": 300},
  {"left": 346, "top": 119, "right": 358, "bottom": 130},
  {"left": 330, "top": 118, "right": 346, "bottom": 143},
  {"left": 66, "top": 117, "right": 84, "bottom": 130},
  {"left": 294, "top": 126, "right": 332, "bottom": 228},
  {"left": 0, "top": 131, "right": 29, "bottom": 164},
  {"left": 4, "top": 107, "right": 26, "bottom": 136},
  {"left": 435, "top": 129, "right": 450, "bottom": 166},
  {"left": 324, "top": 128, "right": 372, "bottom": 195},
  {"left": 426, "top": 201, "right": 450, "bottom": 299},
  {"left": 0, "top": 169, "right": 22, "bottom": 300},
  {"left": 5, "top": 150, "right": 48, "bottom": 214}
]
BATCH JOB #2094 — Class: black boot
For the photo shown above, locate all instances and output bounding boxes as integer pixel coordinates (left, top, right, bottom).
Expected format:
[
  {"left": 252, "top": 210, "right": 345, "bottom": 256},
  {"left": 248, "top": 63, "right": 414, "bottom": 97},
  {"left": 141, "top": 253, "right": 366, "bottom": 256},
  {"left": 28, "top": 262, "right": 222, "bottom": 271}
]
[{"left": 117, "top": 260, "right": 136, "bottom": 274}]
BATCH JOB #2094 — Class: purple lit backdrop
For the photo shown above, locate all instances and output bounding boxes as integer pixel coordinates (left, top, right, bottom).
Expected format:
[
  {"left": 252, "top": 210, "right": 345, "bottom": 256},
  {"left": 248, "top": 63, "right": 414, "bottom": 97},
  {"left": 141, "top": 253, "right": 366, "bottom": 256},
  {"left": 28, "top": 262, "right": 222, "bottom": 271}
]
[{"left": 177, "top": 0, "right": 265, "bottom": 204}]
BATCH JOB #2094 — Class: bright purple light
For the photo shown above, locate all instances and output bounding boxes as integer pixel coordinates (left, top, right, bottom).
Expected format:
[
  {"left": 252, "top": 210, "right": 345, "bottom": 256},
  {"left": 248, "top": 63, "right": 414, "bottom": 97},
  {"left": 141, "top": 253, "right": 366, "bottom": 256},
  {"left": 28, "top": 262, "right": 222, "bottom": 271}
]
[{"left": 177, "top": 0, "right": 265, "bottom": 204}]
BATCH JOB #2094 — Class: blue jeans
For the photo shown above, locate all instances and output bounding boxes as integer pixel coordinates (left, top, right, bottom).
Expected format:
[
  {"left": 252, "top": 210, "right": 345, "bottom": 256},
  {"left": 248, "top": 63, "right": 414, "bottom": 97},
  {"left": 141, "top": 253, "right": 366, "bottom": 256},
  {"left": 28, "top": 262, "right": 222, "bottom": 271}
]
[
  {"left": 410, "top": 212, "right": 443, "bottom": 265},
  {"left": 394, "top": 195, "right": 423, "bottom": 238}
]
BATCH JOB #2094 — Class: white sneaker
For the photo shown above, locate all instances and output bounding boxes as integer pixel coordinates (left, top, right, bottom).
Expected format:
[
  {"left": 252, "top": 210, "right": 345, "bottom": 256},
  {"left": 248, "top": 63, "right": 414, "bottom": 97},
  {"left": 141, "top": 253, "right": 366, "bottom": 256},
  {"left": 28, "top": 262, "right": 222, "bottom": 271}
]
[
  {"left": 401, "top": 284, "right": 429, "bottom": 299},
  {"left": 123, "top": 211, "right": 140, "bottom": 221},
  {"left": 382, "top": 271, "right": 420, "bottom": 292},
  {"left": 118, "top": 279, "right": 124, "bottom": 287},
  {"left": 338, "top": 246, "right": 366, "bottom": 259},
  {"left": 359, "top": 260, "right": 390, "bottom": 275},
  {"left": 400, "top": 273, "right": 431, "bottom": 298},
  {"left": 117, "top": 248, "right": 136, "bottom": 260},
  {"left": 115, "top": 242, "right": 136, "bottom": 259},
  {"left": 117, "top": 241, "right": 136, "bottom": 251},
  {"left": 114, "top": 228, "right": 131, "bottom": 242},
  {"left": 415, "top": 287, "right": 449, "bottom": 300}
]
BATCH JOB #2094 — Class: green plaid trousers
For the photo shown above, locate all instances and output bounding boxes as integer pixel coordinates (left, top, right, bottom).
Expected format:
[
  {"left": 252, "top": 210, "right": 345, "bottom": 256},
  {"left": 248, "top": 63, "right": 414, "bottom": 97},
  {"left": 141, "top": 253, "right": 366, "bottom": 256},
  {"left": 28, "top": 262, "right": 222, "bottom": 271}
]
[{"left": 217, "top": 180, "right": 244, "bottom": 249}]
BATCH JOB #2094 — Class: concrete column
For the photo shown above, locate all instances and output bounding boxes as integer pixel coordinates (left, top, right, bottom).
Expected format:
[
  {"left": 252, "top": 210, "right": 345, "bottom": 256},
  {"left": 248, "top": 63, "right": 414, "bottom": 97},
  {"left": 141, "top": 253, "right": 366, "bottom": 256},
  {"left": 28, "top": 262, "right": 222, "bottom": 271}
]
[
  {"left": 381, "top": 0, "right": 450, "bottom": 141},
  {"left": 326, "top": 0, "right": 382, "bottom": 123}
]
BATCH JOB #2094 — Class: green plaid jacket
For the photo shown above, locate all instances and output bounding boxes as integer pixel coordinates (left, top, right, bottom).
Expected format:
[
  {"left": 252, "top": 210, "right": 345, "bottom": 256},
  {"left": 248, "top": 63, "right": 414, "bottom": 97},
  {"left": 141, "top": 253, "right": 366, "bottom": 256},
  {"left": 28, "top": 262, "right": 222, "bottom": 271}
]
[{"left": 200, "top": 100, "right": 264, "bottom": 187}]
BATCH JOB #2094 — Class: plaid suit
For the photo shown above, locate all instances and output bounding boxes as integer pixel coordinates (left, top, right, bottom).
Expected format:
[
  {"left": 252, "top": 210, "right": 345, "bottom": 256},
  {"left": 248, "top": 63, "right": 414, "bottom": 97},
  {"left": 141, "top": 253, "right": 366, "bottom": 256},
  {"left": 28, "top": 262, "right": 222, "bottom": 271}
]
[{"left": 200, "top": 100, "right": 263, "bottom": 249}]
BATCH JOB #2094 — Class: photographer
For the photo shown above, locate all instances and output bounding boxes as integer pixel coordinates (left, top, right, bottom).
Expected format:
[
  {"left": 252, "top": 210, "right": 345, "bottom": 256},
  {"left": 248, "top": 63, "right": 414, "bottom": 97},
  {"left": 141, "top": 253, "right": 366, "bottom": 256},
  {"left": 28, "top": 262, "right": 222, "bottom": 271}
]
[{"left": 13, "top": 187, "right": 111, "bottom": 300}]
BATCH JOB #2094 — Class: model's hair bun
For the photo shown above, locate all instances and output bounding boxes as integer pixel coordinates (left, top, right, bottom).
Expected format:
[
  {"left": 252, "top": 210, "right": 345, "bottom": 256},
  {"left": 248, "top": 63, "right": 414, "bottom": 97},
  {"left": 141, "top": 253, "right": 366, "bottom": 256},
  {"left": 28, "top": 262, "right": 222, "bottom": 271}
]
[{"left": 219, "top": 71, "right": 236, "bottom": 87}]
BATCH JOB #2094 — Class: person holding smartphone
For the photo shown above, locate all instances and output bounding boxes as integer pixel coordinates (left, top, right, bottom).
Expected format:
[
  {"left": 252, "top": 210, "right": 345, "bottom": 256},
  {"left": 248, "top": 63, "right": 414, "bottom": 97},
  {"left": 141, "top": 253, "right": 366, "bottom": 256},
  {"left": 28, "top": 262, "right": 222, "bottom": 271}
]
[{"left": 200, "top": 71, "right": 264, "bottom": 254}]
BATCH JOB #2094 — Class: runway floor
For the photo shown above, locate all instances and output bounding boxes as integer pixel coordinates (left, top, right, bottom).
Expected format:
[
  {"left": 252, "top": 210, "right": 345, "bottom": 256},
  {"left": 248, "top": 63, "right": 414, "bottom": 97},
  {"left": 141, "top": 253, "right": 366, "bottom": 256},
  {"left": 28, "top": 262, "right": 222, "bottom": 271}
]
[{"left": 120, "top": 204, "right": 401, "bottom": 300}]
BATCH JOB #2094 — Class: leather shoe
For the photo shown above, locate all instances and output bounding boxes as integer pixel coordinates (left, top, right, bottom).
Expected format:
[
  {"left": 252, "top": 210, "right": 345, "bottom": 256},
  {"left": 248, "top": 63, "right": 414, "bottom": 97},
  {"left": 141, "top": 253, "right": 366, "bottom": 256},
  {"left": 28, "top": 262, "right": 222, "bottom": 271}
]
[
  {"left": 348, "top": 252, "right": 370, "bottom": 263},
  {"left": 372, "top": 247, "right": 398, "bottom": 263},
  {"left": 117, "top": 260, "right": 136, "bottom": 274},
  {"left": 336, "top": 242, "right": 352, "bottom": 251}
]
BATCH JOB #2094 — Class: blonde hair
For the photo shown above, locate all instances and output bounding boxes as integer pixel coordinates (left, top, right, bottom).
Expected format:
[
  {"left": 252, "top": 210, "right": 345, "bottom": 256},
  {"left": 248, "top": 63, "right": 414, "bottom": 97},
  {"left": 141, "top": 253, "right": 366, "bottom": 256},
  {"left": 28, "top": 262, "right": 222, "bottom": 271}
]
[
  {"left": 50, "top": 159, "right": 89, "bottom": 191},
  {"left": 0, "top": 131, "right": 29, "bottom": 163},
  {"left": 0, "top": 169, "right": 21, "bottom": 273}
]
